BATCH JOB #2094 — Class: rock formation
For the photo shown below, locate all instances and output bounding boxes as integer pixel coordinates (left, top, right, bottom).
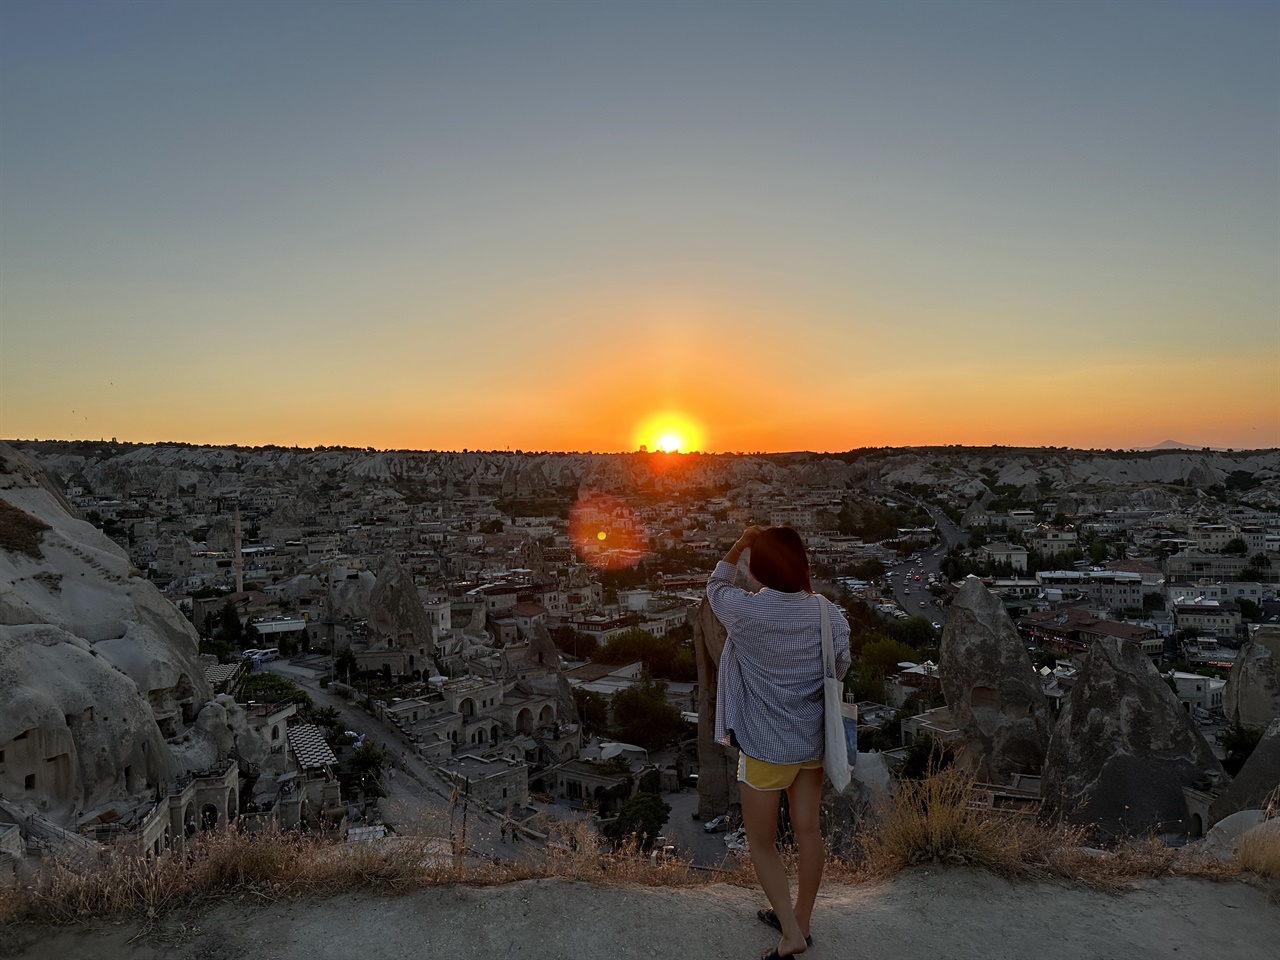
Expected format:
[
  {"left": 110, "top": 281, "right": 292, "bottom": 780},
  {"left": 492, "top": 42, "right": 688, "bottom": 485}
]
[
  {"left": 1224, "top": 626, "right": 1280, "bottom": 728},
  {"left": 0, "top": 443, "right": 248, "bottom": 823},
  {"left": 521, "top": 622, "right": 580, "bottom": 724},
  {"left": 1209, "top": 717, "right": 1280, "bottom": 825},
  {"left": 693, "top": 598, "right": 739, "bottom": 819},
  {"left": 367, "top": 554, "right": 440, "bottom": 673},
  {"left": 1042, "top": 637, "right": 1226, "bottom": 836},
  {"left": 939, "top": 577, "right": 1050, "bottom": 784}
]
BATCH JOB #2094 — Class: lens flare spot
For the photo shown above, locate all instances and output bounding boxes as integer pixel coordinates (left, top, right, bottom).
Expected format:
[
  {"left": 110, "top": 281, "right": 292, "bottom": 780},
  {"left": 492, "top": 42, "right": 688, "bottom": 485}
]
[{"left": 569, "top": 490, "right": 647, "bottom": 570}]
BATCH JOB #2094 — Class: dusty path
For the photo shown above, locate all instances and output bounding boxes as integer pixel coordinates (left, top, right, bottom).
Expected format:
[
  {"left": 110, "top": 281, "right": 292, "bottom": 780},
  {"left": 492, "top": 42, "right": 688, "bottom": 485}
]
[{"left": 2, "top": 868, "right": 1276, "bottom": 960}]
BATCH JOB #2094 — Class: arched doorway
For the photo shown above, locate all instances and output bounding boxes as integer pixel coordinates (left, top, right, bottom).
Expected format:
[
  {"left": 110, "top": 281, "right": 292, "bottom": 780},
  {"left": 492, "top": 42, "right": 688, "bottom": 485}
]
[
  {"left": 516, "top": 708, "right": 533, "bottom": 735},
  {"left": 200, "top": 804, "right": 219, "bottom": 830}
]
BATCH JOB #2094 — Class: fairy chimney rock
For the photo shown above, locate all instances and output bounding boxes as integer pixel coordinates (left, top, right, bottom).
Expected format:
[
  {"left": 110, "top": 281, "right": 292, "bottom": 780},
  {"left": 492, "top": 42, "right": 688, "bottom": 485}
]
[
  {"left": 1209, "top": 717, "right": 1280, "bottom": 825},
  {"left": 1042, "top": 636, "right": 1225, "bottom": 836},
  {"left": 1224, "top": 626, "right": 1280, "bottom": 729},
  {"left": 939, "top": 576, "right": 1050, "bottom": 784}
]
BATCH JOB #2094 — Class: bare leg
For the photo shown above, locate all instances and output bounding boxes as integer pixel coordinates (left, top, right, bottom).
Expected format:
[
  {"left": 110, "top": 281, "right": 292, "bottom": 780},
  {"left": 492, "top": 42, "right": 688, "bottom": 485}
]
[
  {"left": 741, "top": 783, "right": 808, "bottom": 956},
  {"left": 785, "top": 766, "right": 825, "bottom": 939}
]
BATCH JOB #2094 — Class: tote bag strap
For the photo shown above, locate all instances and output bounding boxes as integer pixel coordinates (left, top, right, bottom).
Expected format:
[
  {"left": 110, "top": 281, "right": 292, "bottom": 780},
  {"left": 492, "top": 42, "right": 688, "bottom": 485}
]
[{"left": 818, "top": 594, "right": 836, "bottom": 678}]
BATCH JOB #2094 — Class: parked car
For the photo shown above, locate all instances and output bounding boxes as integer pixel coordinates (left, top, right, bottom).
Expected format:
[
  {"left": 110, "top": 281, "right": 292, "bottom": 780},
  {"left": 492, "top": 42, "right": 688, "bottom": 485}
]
[
  {"left": 724, "top": 827, "right": 749, "bottom": 854},
  {"left": 704, "top": 814, "right": 730, "bottom": 833}
]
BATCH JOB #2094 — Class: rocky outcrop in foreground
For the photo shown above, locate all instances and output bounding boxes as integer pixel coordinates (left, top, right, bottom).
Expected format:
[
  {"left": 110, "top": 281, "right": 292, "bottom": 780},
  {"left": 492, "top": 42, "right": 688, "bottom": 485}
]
[
  {"left": 940, "top": 577, "right": 1050, "bottom": 784},
  {"left": 1210, "top": 717, "right": 1280, "bottom": 825},
  {"left": 693, "top": 597, "right": 737, "bottom": 820},
  {"left": 1225, "top": 626, "right": 1280, "bottom": 729},
  {"left": 1042, "top": 637, "right": 1225, "bottom": 835},
  {"left": 0, "top": 444, "right": 234, "bottom": 822}
]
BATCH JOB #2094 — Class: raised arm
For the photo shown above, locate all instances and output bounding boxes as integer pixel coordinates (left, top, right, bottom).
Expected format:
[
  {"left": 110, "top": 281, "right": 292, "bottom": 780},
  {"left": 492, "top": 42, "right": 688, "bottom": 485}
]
[{"left": 720, "top": 525, "right": 765, "bottom": 567}]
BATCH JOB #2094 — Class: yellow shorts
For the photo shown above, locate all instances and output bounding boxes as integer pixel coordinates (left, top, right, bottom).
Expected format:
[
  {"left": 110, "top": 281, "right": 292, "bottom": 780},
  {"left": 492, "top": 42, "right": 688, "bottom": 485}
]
[{"left": 737, "top": 752, "right": 823, "bottom": 791}]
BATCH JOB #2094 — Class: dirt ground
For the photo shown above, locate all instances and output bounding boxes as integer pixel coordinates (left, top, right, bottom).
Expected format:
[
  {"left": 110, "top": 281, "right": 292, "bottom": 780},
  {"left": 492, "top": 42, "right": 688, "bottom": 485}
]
[{"left": 1, "top": 868, "right": 1276, "bottom": 960}]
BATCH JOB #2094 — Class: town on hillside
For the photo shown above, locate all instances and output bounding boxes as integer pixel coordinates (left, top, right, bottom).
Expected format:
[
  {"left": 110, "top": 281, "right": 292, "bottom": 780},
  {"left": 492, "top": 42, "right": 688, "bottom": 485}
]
[{"left": 1, "top": 441, "right": 1278, "bottom": 874}]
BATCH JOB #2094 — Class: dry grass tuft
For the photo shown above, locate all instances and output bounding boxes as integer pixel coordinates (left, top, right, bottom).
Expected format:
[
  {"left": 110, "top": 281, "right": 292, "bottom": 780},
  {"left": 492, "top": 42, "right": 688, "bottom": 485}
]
[
  {"left": 0, "top": 826, "right": 464, "bottom": 926},
  {"left": 0, "top": 813, "right": 722, "bottom": 927},
  {"left": 857, "top": 766, "right": 1240, "bottom": 892},
  {"left": 0, "top": 497, "right": 50, "bottom": 558},
  {"left": 2, "top": 773, "right": 1257, "bottom": 927},
  {"left": 1237, "top": 787, "right": 1280, "bottom": 879}
]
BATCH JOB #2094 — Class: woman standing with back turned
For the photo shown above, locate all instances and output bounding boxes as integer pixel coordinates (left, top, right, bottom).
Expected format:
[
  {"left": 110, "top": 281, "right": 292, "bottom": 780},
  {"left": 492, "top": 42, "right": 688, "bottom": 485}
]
[{"left": 707, "top": 526, "right": 851, "bottom": 960}]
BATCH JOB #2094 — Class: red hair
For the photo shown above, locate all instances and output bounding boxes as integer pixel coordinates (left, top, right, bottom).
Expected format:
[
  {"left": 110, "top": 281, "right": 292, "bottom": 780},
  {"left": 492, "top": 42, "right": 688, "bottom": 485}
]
[{"left": 748, "top": 526, "right": 812, "bottom": 593}]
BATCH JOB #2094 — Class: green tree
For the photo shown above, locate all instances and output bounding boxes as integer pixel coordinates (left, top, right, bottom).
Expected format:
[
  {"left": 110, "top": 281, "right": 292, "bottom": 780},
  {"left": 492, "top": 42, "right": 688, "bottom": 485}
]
[
  {"left": 890, "top": 615, "right": 936, "bottom": 650},
  {"left": 603, "top": 792, "right": 671, "bottom": 850},
  {"left": 592, "top": 628, "right": 696, "bottom": 682},
  {"left": 573, "top": 688, "right": 610, "bottom": 734},
  {"left": 1222, "top": 538, "right": 1248, "bottom": 556},
  {"left": 847, "top": 558, "right": 886, "bottom": 581},
  {"left": 611, "top": 676, "right": 684, "bottom": 751},
  {"left": 1222, "top": 721, "right": 1263, "bottom": 776},
  {"left": 1237, "top": 597, "right": 1263, "bottom": 622},
  {"left": 845, "top": 665, "right": 887, "bottom": 704},
  {"left": 308, "top": 705, "right": 342, "bottom": 736},
  {"left": 334, "top": 650, "right": 359, "bottom": 681},
  {"left": 346, "top": 742, "right": 388, "bottom": 799},
  {"left": 238, "top": 673, "right": 314, "bottom": 711},
  {"left": 860, "top": 638, "right": 920, "bottom": 677},
  {"left": 214, "top": 602, "right": 244, "bottom": 647},
  {"left": 552, "top": 625, "right": 597, "bottom": 660}
]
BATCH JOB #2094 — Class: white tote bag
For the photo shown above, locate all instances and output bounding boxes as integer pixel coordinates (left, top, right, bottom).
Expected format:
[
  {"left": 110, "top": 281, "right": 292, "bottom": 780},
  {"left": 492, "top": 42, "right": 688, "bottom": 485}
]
[{"left": 819, "top": 596, "right": 852, "bottom": 793}]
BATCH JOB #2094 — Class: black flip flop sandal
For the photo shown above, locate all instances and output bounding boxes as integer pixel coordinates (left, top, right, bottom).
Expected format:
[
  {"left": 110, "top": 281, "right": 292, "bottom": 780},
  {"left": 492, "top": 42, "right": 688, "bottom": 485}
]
[{"left": 756, "top": 908, "right": 814, "bottom": 946}]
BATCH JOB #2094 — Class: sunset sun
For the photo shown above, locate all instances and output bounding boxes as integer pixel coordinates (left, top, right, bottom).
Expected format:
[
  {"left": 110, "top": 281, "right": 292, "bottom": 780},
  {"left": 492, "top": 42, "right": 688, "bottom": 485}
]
[{"left": 634, "top": 413, "right": 705, "bottom": 454}]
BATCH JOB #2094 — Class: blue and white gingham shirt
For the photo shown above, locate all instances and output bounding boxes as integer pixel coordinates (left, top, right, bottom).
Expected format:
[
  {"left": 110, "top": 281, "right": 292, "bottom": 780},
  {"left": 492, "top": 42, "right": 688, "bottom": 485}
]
[{"left": 707, "top": 560, "right": 852, "bottom": 764}]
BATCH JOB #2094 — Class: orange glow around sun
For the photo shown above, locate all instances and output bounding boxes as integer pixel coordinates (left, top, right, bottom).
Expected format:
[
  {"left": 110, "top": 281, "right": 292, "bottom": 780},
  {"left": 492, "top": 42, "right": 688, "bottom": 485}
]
[{"left": 634, "top": 412, "right": 705, "bottom": 453}]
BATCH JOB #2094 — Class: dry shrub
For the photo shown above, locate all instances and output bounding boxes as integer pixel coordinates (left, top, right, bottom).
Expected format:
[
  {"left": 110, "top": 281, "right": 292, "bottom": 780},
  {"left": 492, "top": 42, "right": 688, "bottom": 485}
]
[
  {"left": 529, "top": 811, "right": 708, "bottom": 888},
  {"left": 1237, "top": 787, "right": 1280, "bottom": 879},
  {"left": 1, "top": 811, "right": 719, "bottom": 926},
  {"left": 858, "top": 766, "right": 1239, "bottom": 891},
  {"left": 4, "top": 777, "right": 1254, "bottom": 927},
  {"left": 3, "top": 824, "right": 462, "bottom": 925},
  {"left": 1237, "top": 829, "right": 1280, "bottom": 878},
  {"left": 862, "top": 765, "right": 1043, "bottom": 876}
]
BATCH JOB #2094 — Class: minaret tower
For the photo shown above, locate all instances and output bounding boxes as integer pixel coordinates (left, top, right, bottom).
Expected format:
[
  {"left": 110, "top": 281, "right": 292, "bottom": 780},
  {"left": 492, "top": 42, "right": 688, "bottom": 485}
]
[{"left": 234, "top": 504, "right": 244, "bottom": 594}]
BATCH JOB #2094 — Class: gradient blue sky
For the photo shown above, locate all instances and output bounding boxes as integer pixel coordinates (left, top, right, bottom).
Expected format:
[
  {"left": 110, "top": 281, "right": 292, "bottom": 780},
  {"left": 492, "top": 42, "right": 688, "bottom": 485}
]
[{"left": 2, "top": 0, "right": 1277, "bottom": 451}]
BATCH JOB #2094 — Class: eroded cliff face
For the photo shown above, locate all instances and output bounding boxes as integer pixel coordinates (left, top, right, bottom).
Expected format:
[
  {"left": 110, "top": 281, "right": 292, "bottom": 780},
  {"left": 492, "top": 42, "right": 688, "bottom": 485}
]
[
  {"left": 1041, "top": 637, "right": 1225, "bottom": 836},
  {"left": 0, "top": 444, "right": 234, "bottom": 821}
]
